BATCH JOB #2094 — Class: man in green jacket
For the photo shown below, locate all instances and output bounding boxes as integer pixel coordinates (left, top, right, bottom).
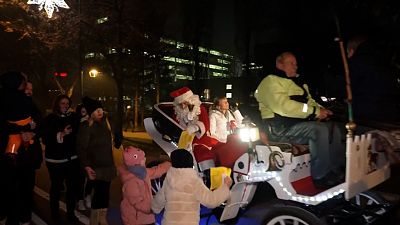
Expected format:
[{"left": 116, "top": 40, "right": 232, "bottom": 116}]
[{"left": 255, "top": 52, "right": 344, "bottom": 188}]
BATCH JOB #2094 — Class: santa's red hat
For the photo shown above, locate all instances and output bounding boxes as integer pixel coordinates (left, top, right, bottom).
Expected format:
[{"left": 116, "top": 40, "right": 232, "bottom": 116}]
[{"left": 170, "top": 87, "right": 193, "bottom": 104}]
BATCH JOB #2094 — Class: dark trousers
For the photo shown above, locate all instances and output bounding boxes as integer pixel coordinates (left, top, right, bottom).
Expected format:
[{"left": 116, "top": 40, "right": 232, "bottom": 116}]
[
  {"left": 77, "top": 169, "right": 94, "bottom": 200},
  {"left": 1, "top": 159, "right": 36, "bottom": 225},
  {"left": 262, "top": 120, "right": 345, "bottom": 179},
  {"left": 46, "top": 159, "right": 80, "bottom": 218},
  {"left": 84, "top": 179, "right": 93, "bottom": 197},
  {"left": 91, "top": 180, "right": 111, "bottom": 209}
]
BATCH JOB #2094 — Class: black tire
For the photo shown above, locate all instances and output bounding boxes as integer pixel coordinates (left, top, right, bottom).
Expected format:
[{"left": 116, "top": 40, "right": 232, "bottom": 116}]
[
  {"left": 250, "top": 201, "right": 326, "bottom": 225},
  {"left": 146, "top": 160, "right": 167, "bottom": 195},
  {"left": 349, "top": 191, "right": 388, "bottom": 224}
]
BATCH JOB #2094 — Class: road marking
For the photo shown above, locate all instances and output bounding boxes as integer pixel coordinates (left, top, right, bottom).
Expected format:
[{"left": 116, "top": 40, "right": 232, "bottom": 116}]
[{"left": 34, "top": 186, "right": 89, "bottom": 225}]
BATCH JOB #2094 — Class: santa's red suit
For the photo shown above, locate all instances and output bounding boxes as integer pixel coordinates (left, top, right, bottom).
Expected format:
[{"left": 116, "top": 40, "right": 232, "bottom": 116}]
[{"left": 170, "top": 87, "right": 219, "bottom": 171}]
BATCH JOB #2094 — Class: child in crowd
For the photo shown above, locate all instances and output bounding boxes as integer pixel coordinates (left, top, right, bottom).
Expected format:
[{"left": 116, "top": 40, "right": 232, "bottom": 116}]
[
  {"left": 119, "top": 146, "right": 171, "bottom": 225},
  {"left": 151, "top": 149, "right": 232, "bottom": 225}
]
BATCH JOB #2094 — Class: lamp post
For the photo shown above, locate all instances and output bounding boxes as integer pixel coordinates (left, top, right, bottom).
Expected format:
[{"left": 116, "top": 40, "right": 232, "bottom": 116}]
[
  {"left": 80, "top": 70, "right": 84, "bottom": 97},
  {"left": 81, "top": 69, "right": 99, "bottom": 96}
]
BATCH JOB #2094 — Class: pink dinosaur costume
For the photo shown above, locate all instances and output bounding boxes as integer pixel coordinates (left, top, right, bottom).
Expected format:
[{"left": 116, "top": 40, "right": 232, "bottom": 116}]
[{"left": 119, "top": 146, "right": 171, "bottom": 225}]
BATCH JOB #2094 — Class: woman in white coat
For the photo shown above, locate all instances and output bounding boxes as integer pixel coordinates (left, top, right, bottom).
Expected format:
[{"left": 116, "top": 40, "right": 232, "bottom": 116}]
[
  {"left": 151, "top": 149, "right": 231, "bottom": 225},
  {"left": 209, "top": 96, "right": 243, "bottom": 143},
  {"left": 209, "top": 97, "right": 248, "bottom": 168}
]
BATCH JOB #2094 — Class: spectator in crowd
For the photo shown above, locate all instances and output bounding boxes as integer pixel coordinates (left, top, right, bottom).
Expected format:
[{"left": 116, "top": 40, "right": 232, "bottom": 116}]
[
  {"left": 151, "top": 148, "right": 231, "bottom": 225},
  {"left": 42, "top": 94, "right": 80, "bottom": 223},
  {"left": 77, "top": 96, "right": 116, "bottom": 225},
  {"left": 255, "top": 52, "right": 345, "bottom": 188},
  {"left": 119, "top": 146, "right": 170, "bottom": 225},
  {"left": 0, "top": 72, "right": 42, "bottom": 225},
  {"left": 124, "top": 106, "right": 133, "bottom": 132},
  {"left": 75, "top": 103, "right": 92, "bottom": 210}
]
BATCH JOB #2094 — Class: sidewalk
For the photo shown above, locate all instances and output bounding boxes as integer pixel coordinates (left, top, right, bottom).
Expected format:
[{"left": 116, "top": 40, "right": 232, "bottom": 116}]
[{"left": 122, "top": 131, "right": 152, "bottom": 143}]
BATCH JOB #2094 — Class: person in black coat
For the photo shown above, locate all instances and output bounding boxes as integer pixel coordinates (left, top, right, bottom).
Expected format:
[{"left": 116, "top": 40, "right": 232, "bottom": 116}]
[
  {"left": 347, "top": 37, "right": 400, "bottom": 122},
  {"left": 41, "top": 94, "right": 80, "bottom": 223},
  {"left": 0, "top": 71, "right": 40, "bottom": 225}
]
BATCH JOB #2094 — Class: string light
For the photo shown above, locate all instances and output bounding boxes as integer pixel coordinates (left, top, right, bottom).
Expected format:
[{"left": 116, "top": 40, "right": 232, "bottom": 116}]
[{"left": 242, "top": 169, "right": 345, "bottom": 204}]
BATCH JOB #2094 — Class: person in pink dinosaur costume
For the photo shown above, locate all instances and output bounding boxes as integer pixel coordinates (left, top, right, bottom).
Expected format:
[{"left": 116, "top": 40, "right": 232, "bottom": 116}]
[{"left": 118, "top": 146, "right": 171, "bottom": 225}]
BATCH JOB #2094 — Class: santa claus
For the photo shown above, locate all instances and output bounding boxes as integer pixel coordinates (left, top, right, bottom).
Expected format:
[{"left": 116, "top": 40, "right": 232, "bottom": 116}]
[{"left": 170, "top": 87, "right": 218, "bottom": 172}]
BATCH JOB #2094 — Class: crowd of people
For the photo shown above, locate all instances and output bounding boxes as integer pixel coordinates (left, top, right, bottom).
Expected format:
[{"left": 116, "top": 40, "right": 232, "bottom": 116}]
[
  {"left": 0, "top": 42, "right": 397, "bottom": 225},
  {"left": 0, "top": 72, "right": 120, "bottom": 225},
  {"left": 0, "top": 71, "right": 233, "bottom": 225}
]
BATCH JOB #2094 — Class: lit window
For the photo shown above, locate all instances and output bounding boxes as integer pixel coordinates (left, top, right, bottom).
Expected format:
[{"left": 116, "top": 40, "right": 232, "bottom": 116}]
[
  {"left": 96, "top": 17, "right": 108, "bottom": 24},
  {"left": 210, "top": 50, "right": 222, "bottom": 56},
  {"left": 108, "top": 48, "right": 117, "bottom": 54},
  {"left": 177, "top": 42, "right": 184, "bottom": 49},
  {"left": 85, "top": 52, "right": 95, "bottom": 59},
  {"left": 212, "top": 72, "right": 222, "bottom": 77},
  {"left": 198, "top": 47, "right": 208, "bottom": 53},
  {"left": 226, "top": 84, "right": 232, "bottom": 90}
]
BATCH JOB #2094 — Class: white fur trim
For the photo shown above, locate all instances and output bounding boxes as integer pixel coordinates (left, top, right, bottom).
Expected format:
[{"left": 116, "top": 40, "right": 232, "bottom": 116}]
[
  {"left": 174, "top": 90, "right": 193, "bottom": 104},
  {"left": 196, "top": 121, "right": 206, "bottom": 138}
]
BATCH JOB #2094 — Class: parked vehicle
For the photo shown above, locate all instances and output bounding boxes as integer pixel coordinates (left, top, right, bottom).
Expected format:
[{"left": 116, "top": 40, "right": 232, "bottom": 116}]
[{"left": 145, "top": 102, "right": 399, "bottom": 225}]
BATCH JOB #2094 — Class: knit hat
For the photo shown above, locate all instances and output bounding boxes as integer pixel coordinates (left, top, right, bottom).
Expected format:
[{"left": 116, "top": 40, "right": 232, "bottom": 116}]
[
  {"left": 170, "top": 87, "right": 193, "bottom": 104},
  {"left": 0, "top": 71, "right": 32, "bottom": 121},
  {"left": 82, "top": 96, "right": 102, "bottom": 116},
  {"left": 170, "top": 149, "right": 193, "bottom": 168},
  {"left": 0, "top": 71, "right": 25, "bottom": 90},
  {"left": 123, "top": 146, "right": 146, "bottom": 166}
]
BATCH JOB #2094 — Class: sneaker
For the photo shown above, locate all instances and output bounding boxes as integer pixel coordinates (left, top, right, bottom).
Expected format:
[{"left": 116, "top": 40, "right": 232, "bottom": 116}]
[
  {"left": 77, "top": 200, "right": 86, "bottom": 211},
  {"left": 85, "top": 195, "right": 92, "bottom": 209}
]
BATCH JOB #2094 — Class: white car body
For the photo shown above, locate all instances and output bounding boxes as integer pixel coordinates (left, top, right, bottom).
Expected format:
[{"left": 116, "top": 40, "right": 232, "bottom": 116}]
[{"left": 145, "top": 102, "right": 396, "bottom": 224}]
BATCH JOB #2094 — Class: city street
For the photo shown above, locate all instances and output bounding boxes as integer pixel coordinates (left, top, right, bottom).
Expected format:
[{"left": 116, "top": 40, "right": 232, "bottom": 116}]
[
  {"left": 30, "top": 131, "right": 400, "bottom": 225},
  {"left": 1, "top": 1, "right": 399, "bottom": 225}
]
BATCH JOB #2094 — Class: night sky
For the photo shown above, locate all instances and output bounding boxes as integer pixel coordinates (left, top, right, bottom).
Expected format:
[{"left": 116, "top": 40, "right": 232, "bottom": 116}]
[{"left": 162, "top": 0, "right": 400, "bottom": 91}]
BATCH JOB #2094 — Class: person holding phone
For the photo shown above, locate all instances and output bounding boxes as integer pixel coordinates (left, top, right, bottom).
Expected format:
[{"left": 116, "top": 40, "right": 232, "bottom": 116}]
[{"left": 42, "top": 94, "right": 80, "bottom": 223}]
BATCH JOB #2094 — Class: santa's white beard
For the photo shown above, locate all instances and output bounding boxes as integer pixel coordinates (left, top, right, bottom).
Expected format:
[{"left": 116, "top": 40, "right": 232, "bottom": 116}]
[{"left": 174, "top": 104, "right": 201, "bottom": 126}]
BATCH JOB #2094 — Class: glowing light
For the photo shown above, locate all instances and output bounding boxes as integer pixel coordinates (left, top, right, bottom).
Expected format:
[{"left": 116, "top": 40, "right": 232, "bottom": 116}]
[
  {"left": 27, "top": 0, "right": 70, "bottom": 18},
  {"left": 89, "top": 69, "right": 99, "bottom": 78},
  {"left": 241, "top": 163, "right": 344, "bottom": 204}
]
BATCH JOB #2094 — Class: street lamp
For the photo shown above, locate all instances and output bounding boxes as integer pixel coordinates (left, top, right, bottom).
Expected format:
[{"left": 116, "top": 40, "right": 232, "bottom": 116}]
[
  {"left": 89, "top": 69, "right": 99, "bottom": 78},
  {"left": 81, "top": 69, "right": 100, "bottom": 96}
]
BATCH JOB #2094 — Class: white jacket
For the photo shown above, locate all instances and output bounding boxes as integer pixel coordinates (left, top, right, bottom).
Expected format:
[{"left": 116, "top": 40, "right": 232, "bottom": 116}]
[
  {"left": 209, "top": 109, "right": 243, "bottom": 143},
  {"left": 151, "top": 168, "right": 230, "bottom": 225}
]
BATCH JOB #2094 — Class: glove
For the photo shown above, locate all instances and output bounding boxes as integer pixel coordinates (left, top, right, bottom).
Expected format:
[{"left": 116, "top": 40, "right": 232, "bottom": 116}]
[{"left": 187, "top": 124, "right": 199, "bottom": 135}]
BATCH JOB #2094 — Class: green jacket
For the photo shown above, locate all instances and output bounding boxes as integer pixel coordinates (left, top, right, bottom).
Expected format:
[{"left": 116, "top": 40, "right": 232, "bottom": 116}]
[
  {"left": 254, "top": 74, "right": 321, "bottom": 120},
  {"left": 76, "top": 117, "right": 116, "bottom": 181}
]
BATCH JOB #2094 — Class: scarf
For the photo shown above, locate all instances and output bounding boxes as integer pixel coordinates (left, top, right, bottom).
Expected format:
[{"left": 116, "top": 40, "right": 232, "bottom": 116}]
[{"left": 127, "top": 165, "right": 147, "bottom": 180}]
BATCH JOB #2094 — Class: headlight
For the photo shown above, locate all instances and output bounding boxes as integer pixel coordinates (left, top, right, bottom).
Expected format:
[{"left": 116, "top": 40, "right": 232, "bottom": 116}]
[{"left": 239, "top": 126, "right": 260, "bottom": 142}]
